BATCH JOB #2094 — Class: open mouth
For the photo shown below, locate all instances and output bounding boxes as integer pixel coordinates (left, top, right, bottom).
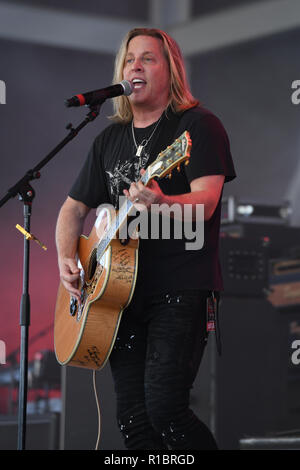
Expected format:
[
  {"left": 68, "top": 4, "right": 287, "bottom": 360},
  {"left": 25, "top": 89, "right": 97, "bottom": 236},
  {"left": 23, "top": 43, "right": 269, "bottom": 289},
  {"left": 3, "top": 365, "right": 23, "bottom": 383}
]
[{"left": 132, "top": 78, "right": 147, "bottom": 90}]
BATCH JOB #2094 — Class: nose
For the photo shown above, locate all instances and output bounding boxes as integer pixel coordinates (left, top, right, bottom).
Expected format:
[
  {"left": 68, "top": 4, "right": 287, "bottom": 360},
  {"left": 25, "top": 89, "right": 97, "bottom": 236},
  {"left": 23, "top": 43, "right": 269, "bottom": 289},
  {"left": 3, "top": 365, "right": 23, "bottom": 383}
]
[{"left": 131, "top": 58, "right": 144, "bottom": 72}]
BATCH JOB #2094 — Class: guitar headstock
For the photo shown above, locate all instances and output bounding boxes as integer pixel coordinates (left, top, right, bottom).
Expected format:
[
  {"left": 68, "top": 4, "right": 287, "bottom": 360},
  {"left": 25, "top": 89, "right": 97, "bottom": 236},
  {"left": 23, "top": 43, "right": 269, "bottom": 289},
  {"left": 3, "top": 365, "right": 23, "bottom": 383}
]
[{"left": 143, "top": 131, "right": 192, "bottom": 184}]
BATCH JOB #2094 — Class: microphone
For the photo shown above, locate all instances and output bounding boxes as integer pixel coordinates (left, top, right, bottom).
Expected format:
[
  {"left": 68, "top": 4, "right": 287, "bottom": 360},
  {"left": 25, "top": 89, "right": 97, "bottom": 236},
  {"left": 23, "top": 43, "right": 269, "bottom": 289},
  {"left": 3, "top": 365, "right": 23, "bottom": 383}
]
[{"left": 65, "top": 80, "right": 132, "bottom": 107}]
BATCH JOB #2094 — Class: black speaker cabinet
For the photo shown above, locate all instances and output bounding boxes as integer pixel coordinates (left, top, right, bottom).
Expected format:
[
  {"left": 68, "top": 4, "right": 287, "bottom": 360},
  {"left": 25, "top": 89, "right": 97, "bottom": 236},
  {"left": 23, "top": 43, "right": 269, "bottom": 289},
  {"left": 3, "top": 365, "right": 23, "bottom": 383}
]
[
  {"left": 60, "top": 297, "right": 300, "bottom": 450},
  {"left": 60, "top": 364, "right": 125, "bottom": 450},
  {"left": 214, "top": 297, "right": 300, "bottom": 449},
  {"left": 0, "top": 413, "right": 59, "bottom": 450}
]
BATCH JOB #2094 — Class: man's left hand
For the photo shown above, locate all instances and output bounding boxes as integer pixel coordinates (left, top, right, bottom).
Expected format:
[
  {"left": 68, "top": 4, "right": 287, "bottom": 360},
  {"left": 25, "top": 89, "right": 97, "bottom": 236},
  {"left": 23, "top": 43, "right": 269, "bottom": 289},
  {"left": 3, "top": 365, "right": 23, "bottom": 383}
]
[{"left": 123, "top": 169, "right": 165, "bottom": 211}]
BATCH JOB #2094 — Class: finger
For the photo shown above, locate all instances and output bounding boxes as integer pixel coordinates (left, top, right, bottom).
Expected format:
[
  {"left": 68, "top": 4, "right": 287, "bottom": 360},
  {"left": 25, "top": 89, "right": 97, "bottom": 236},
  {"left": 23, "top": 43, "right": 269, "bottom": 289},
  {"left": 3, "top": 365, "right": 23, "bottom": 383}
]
[
  {"left": 61, "top": 280, "right": 81, "bottom": 300},
  {"left": 147, "top": 180, "right": 160, "bottom": 192},
  {"left": 136, "top": 180, "right": 145, "bottom": 191},
  {"left": 68, "top": 260, "right": 80, "bottom": 274},
  {"left": 60, "top": 259, "right": 80, "bottom": 276},
  {"left": 128, "top": 188, "right": 140, "bottom": 202},
  {"left": 129, "top": 181, "right": 137, "bottom": 191},
  {"left": 62, "top": 272, "right": 80, "bottom": 283}
]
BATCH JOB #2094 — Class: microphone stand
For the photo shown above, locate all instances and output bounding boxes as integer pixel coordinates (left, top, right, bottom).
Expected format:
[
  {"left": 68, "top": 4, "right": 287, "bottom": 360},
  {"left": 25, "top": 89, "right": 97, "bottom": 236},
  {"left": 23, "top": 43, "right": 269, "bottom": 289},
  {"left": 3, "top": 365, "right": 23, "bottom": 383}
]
[{"left": 0, "top": 102, "right": 103, "bottom": 450}]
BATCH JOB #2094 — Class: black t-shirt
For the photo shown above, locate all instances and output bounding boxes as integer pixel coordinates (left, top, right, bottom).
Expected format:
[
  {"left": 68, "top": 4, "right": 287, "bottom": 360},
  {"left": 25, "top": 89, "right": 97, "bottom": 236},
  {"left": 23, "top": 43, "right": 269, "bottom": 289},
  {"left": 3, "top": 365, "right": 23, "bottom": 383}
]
[{"left": 69, "top": 106, "right": 236, "bottom": 294}]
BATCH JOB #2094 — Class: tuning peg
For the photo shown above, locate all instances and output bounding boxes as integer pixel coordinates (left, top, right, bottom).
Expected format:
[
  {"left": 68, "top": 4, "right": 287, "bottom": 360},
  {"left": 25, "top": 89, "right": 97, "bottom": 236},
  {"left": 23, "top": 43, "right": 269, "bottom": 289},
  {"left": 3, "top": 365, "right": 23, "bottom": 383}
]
[
  {"left": 185, "top": 160, "right": 189, "bottom": 166},
  {"left": 177, "top": 165, "right": 181, "bottom": 172},
  {"left": 168, "top": 173, "right": 172, "bottom": 179}
]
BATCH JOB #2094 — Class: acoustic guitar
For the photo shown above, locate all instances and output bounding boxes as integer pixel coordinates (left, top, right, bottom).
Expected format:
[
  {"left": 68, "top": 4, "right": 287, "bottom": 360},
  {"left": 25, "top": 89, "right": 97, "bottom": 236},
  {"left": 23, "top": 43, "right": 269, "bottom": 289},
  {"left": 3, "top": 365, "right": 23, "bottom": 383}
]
[{"left": 54, "top": 131, "right": 191, "bottom": 370}]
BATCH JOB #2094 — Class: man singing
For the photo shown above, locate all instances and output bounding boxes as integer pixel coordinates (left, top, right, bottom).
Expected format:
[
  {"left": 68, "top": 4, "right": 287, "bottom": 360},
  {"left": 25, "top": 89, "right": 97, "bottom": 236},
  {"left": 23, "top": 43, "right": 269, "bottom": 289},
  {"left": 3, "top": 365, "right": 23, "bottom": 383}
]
[{"left": 55, "top": 28, "right": 236, "bottom": 450}]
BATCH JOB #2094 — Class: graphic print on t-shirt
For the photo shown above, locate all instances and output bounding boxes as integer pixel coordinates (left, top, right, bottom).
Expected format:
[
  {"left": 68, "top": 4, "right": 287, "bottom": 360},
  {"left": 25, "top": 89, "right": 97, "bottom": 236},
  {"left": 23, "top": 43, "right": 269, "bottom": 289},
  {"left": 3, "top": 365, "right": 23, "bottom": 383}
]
[{"left": 105, "top": 150, "right": 150, "bottom": 208}]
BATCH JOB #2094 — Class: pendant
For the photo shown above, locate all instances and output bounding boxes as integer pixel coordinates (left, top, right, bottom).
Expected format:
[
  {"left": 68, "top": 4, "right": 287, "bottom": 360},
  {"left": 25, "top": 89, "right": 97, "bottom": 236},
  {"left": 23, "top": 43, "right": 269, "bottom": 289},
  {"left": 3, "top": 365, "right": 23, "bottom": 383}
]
[{"left": 136, "top": 145, "right": 144, "bottom": 157}]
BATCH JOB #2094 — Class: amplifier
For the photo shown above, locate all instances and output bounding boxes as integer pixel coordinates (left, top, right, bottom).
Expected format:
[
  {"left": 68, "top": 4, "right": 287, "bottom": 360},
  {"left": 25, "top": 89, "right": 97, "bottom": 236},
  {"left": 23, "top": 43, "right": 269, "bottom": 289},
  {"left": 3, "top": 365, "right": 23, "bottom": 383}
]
[
  {"left": 0, "top": 413, "right": 59, "bottom": 450},
  {"left": 220, "top": 235, "right": 269, "bottom": 297},
  {"left": 268, "top": 258, "right": 300, "bottom": 308},
  {"left": 221, "top": 197, "right": 291, "bottom": 226},
  {"left": 220, "top": 222, "right": 300, "bottom": 259}
]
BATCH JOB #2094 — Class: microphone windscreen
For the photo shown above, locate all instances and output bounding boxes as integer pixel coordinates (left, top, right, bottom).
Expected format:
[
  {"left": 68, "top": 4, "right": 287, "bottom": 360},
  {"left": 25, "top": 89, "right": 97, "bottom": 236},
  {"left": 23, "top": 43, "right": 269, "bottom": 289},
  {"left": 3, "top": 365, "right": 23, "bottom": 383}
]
[{"left": 120, "top": 80, "right": 133, "bottom": 96}]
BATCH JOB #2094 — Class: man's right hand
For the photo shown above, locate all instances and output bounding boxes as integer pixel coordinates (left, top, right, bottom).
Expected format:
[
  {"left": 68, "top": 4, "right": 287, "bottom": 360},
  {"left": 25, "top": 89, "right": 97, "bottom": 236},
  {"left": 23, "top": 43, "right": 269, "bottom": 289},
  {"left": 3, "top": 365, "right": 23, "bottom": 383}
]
[
  {"left": 58, "top": 257, "right": 81, "bottom": 302},
  {"left": 55, "top": 196, "right": 91, "bottom": 303}
]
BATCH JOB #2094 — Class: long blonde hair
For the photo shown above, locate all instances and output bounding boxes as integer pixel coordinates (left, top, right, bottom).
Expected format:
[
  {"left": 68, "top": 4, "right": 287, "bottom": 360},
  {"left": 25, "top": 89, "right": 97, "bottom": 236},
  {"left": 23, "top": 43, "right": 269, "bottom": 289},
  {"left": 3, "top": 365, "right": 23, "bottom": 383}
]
[{"left": 110, "top": 28, "right": 199, "bottom": 123}]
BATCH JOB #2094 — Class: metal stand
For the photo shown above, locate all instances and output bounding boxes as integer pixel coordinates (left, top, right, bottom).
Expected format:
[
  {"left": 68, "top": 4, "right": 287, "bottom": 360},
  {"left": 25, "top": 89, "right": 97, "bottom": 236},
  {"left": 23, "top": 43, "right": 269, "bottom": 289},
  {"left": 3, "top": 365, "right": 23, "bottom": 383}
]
[
  {"left": 18, "top": 200, "right": 32, "bottom": 450},
  {"left": 0, "top": 103, "right": 102, "bottom": 449}
]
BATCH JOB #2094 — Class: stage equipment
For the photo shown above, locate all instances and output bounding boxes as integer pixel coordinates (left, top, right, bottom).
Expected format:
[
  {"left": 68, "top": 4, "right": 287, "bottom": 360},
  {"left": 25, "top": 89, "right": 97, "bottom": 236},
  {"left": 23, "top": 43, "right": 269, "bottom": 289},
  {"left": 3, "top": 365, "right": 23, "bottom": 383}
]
[
  {"left": 0, "top": 414, "right": 59, "bottom": 450},
  {"left": 29, "top": 350, "right": 61, "bottom": 389},
  {"left": 268, "top": 257, "right": 300, "bottom": 308},
  {"left": 220, "top": 235, "right": 269, "bottom": 297},
  {"left": 221, "top": 196, "right": 292, "bottom": 226},
  {"left": 65, "top": 80, "right": 132, "bottom": 107},
  {"left": 0, "top": 97, "right": 105, "bottom": 449},
  {"left": 239, "top": 433, "right": 300, "bottom": 450}
]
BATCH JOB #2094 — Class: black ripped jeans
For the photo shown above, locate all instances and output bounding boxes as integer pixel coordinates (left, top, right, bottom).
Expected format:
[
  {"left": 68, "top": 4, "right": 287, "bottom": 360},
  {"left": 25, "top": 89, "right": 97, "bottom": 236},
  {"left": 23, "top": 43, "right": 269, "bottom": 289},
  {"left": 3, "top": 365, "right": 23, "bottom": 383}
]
[{"left": 109, "top": 289, "right": 218, "bottom": 450}]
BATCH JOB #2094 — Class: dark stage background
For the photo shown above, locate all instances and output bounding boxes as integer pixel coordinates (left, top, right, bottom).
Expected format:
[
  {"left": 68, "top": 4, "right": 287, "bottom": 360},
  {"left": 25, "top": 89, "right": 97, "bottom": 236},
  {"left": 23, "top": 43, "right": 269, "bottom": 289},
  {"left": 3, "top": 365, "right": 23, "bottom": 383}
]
[{"left": 0, "top": 0, "right": 300, "bottom": 450}]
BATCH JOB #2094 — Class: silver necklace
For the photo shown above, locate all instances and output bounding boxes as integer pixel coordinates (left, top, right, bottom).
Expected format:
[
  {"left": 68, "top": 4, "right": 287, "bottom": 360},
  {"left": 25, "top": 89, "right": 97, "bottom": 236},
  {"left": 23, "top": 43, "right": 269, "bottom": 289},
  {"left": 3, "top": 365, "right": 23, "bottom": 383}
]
[{"left": 131, "top": 115, "right": 163, "bottom": 157}]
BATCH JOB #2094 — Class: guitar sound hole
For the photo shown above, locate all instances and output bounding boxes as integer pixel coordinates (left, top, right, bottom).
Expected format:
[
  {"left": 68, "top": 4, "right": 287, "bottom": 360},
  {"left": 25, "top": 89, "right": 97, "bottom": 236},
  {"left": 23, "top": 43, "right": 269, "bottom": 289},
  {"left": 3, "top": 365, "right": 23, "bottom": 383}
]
[{"left": 88, "top": 249, "right": 97, "bottom": 280}]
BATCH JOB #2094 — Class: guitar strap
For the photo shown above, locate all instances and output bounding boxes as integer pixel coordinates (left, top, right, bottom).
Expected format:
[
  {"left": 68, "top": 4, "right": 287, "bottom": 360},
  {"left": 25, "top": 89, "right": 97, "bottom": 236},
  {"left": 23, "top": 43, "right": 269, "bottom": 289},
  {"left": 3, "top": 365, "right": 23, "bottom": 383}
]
[{"left": 207, "top": 291, "right": 222, "bottom": 356}]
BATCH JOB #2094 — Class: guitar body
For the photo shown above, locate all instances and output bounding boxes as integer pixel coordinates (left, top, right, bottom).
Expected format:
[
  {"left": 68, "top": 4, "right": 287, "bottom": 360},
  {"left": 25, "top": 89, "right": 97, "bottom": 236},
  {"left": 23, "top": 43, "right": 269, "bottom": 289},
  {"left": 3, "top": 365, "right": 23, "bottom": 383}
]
[{"left": 54, "top": 207, "right": 139, "bottom": 370}]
